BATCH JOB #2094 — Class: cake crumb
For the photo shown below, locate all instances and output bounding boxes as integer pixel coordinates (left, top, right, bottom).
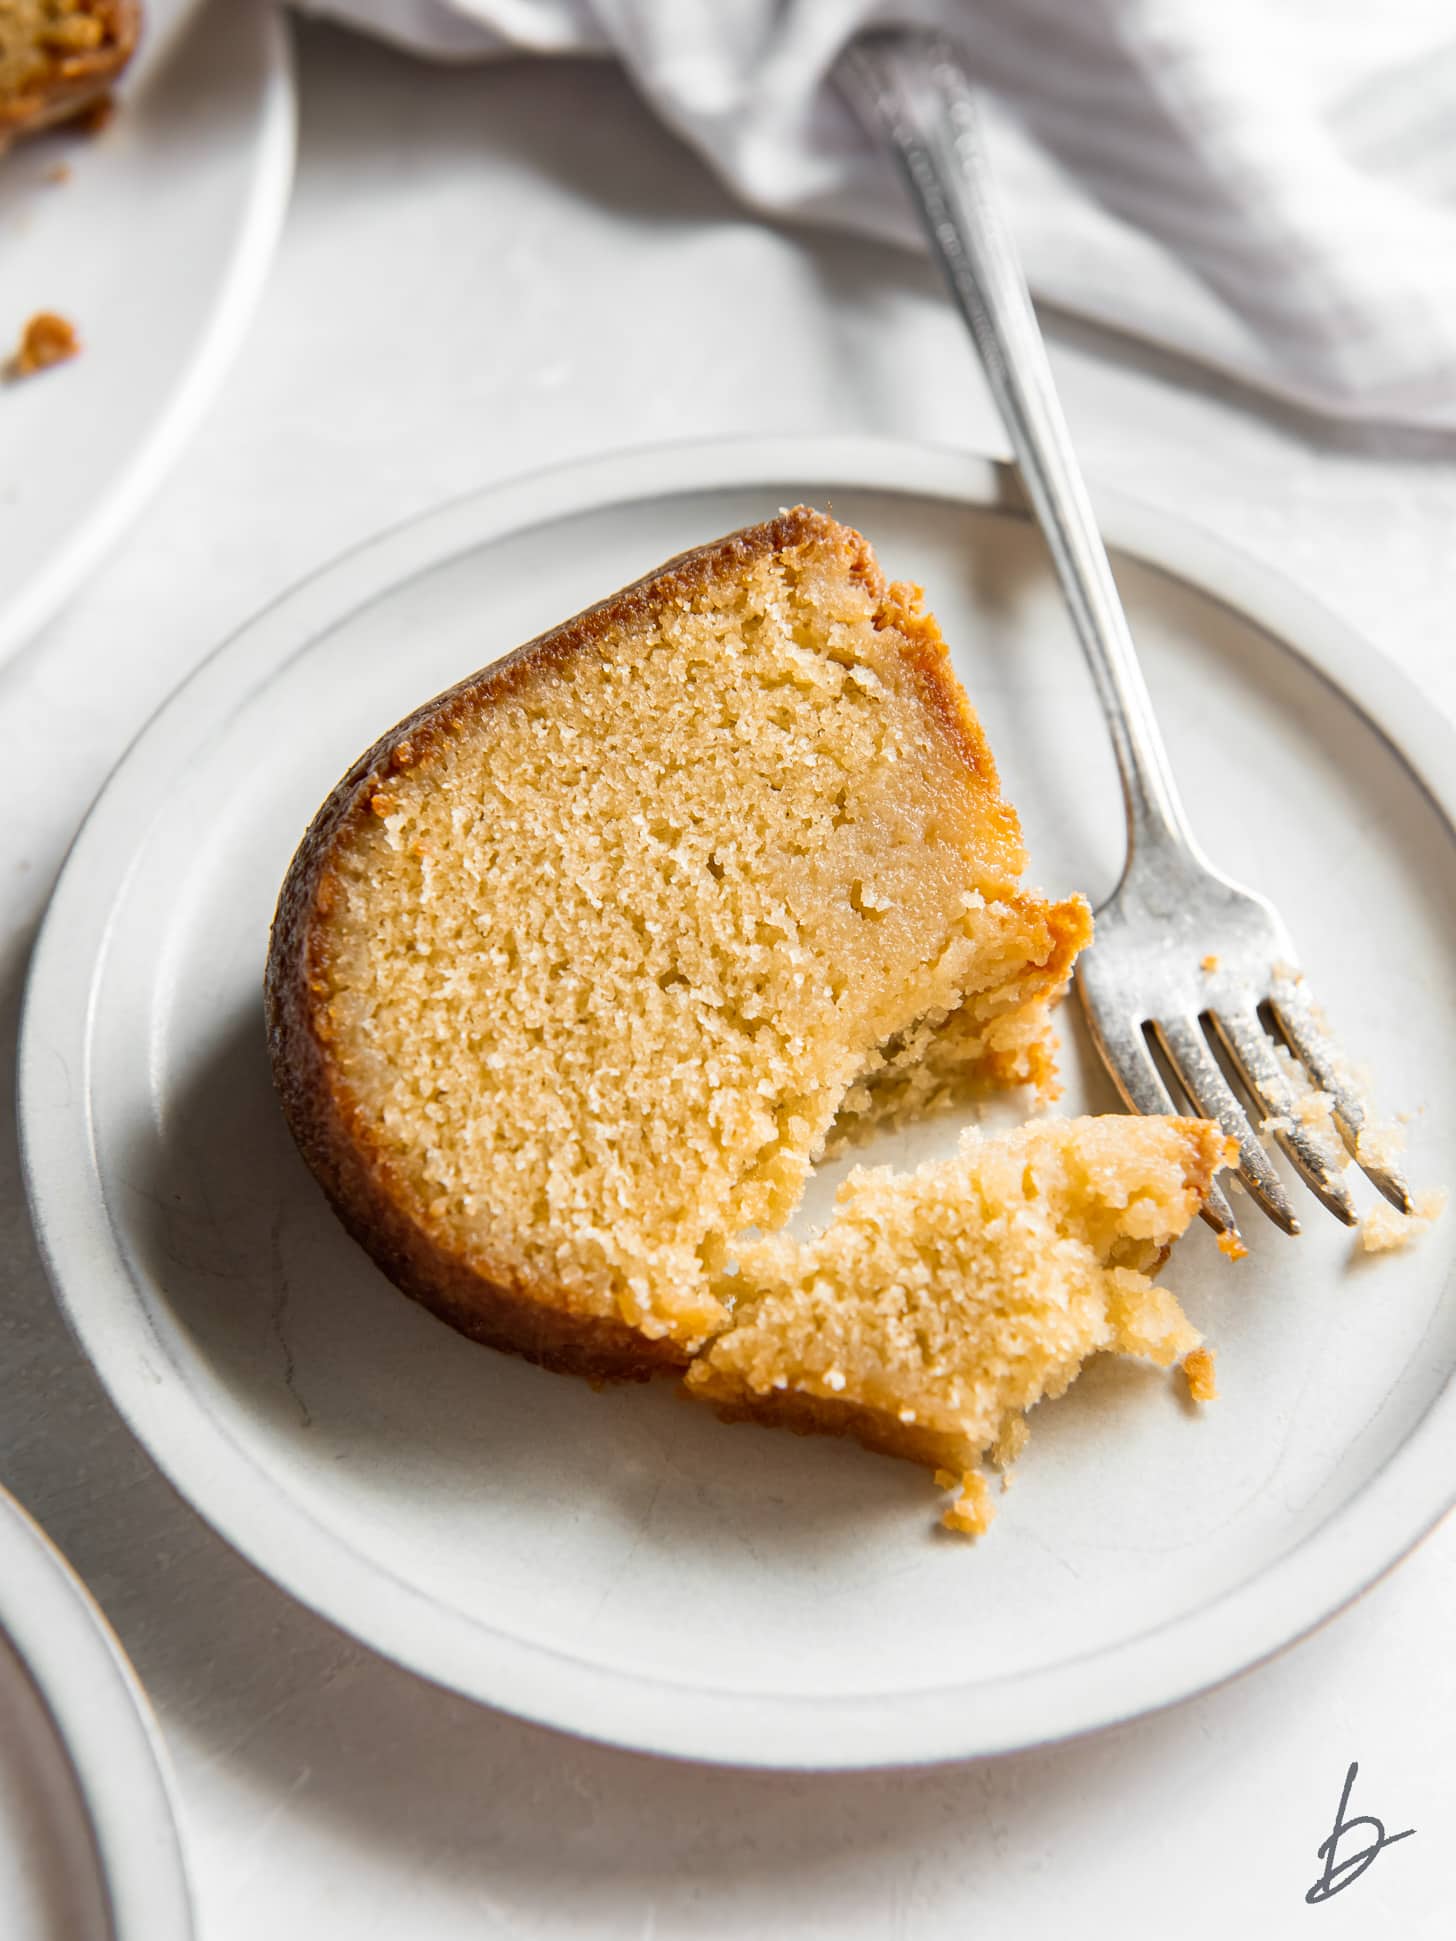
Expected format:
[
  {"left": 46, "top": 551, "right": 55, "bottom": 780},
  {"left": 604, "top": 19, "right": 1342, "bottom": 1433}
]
[
  {"left": 1217, "top": 1228, "right": 1248, "bottom": 1261},
  {"left": 1200, "top": 953, "right": 1219, "bottom": 974},
  {"left": 45, "top": 162, "right": 71, "bottom": 185},
  {"left": 991, "top": 1415, "right": 1029, "bottom": 1475},
  {"left": 1183, "top": 1345, "right": 1218, "bottom": 1403},
  {"left": 937, "top": 1469, "right": 994, "bottom": 1537},
  {"left": 1358, "top": 1189, "right": 1446, "bottom": 1255},
  {"left": 1293, "top": 1086, "right": 1339, "bottom": 1142},
  {"left": 1268, "top": 1043, "right": 1349, "bottom": 1170},
  {"left": 5, "top": 311, "right": 80, "bottom": 380},
  {"left": 1355, "top": 1116, "right": 1407, "bottom": 1173}
]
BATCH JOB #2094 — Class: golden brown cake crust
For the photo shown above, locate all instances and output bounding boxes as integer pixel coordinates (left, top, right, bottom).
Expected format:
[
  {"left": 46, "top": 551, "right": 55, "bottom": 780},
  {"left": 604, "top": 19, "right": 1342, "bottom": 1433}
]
[
  {"left": 689, "top": 1380, "right": 962, "bottom": 1476},
  {"left": 266, "top": 507, "right": 1083, "bottom": 1382},
  {"left": 0, "top": 3, "right": 140, "bottom": 148}
]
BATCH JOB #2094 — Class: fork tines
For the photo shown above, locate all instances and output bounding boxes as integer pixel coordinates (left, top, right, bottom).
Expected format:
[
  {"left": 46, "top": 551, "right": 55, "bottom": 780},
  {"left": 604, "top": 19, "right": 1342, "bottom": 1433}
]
[{"left": 1088, "top": 970, "right": 1412, "bottom": 1243}]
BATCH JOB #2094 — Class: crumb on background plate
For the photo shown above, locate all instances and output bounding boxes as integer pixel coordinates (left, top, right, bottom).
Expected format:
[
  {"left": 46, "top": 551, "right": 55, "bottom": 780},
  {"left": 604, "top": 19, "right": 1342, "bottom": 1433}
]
[{"left": 6, "top": 310, "right": 80, "bottom": 379}]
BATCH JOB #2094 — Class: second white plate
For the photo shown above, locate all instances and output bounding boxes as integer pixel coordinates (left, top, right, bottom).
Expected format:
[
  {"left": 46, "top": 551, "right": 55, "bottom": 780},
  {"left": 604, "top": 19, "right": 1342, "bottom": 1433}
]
[
  {"left": 0, "top": 1487, "right": 191, "bottom": 1941},
  {"left": 0, "top": 0, "right": 294, "bottom": 663},
  {"left": 20, "top": 437, "right": 1456, "bottom": 1768}
]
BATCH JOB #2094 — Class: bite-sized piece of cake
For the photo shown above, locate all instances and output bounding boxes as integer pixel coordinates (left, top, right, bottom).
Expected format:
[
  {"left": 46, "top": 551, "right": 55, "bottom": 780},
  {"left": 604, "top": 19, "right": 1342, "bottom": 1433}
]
[
  {"left": 0, "top": 2, "right": 139, "bottom": 151},
  {"left": 266, "top": 508, "right": 1090, "bottom": 1381},
  {"left": 687, "top": 1116, "right": 1231, "bottom": 1533}
]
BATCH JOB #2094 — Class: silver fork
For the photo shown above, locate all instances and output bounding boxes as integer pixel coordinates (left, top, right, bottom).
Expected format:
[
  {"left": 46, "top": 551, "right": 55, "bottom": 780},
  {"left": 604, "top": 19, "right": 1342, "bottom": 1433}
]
[{"left": 841, "top": 31, "right": 1413, "bottom": 1244}]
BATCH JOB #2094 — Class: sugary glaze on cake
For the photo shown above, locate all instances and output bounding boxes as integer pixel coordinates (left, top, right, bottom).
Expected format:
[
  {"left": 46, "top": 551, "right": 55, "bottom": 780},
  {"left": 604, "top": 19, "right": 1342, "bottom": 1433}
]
[
  {"left": 266, "top": 508, "right": 1093, "bottom": 1382},
  {"left": 688, "top": 1116, "right": 1229, "bottom": 1531}
]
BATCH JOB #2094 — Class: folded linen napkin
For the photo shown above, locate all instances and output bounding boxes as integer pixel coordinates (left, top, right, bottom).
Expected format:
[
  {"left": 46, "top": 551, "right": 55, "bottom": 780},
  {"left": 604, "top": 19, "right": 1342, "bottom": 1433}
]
[{"left": 301, "top": 0, "right": 1456, "bottom": 429}]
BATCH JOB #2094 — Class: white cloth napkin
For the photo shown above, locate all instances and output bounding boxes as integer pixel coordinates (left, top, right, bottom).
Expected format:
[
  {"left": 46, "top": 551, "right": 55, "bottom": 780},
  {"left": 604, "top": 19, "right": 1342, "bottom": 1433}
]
[{"left": 301, "top": 0, "right": 1456, "bottom": 430}]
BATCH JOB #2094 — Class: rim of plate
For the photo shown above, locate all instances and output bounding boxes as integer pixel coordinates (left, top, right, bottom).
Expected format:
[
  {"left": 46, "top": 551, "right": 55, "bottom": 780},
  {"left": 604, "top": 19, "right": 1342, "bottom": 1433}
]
[
  {"left": 0, "top": 0, "right": 297, "bottom": 667},
  {"left": 18, "top": 434, "right": 1456, "bottom": 1770},
  {"left": 0, "top": 1488, "right": 193, "bottom": 1940}
]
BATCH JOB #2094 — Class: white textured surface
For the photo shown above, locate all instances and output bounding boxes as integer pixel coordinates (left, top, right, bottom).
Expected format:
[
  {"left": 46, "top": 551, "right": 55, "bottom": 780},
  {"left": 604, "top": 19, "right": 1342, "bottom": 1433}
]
[
  {"left": 2, "top": 18, "right": 1454, "bottom": 1934},
  {"left": 308, "top": 0, "right": 1456, "bottom": 426}
]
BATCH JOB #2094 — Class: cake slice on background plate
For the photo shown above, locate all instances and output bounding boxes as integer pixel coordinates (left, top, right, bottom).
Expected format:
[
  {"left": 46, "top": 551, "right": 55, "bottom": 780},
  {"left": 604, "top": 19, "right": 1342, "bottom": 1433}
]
[{"left": 0, "top": 2, "right": 139, "bottom": 150}]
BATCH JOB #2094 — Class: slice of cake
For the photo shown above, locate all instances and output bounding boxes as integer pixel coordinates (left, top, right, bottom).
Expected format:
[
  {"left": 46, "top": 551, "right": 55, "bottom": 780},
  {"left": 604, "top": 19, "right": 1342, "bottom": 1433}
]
[
  {"left": 266, "top": 508, "right": 1092, "bottom": 1381},
  {"left": 688, "top": 1116, "right": 1230, "bottom": 1533},
  {"left": 0, "top": 2, "right": 139, "bottom": 151}
]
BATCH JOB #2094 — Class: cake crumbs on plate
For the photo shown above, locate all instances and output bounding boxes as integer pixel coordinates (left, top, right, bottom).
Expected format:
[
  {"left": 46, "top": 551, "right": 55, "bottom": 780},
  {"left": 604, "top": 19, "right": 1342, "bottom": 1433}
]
[
  {"left": 1200, "top": 953, "right": 1219, "bottom": 974},
  {"left": 937, "top": 1469, "right": 994, "bottom": 1537},
  {"left": 1358, "top": 1189, "right": 1446, "bottom": 1255},
  {"left": 1217, "top": 1228, "right": 1248, "bottom": 1261},
  {"left": 6, "top": 311, "right": 79, "bottom": 380},
  {"left": 1354, "top": 1115, "right": 1407, "bottom": 1174},
  {"left": 1182, "top": 1345, "right": 1218, "bottom": 1403}
]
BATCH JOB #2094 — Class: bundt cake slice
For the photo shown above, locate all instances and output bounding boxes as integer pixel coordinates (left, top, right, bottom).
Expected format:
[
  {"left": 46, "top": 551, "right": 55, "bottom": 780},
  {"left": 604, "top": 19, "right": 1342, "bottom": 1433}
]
[{"left": 266, "top": 507, "right": 1092, "bottom": 1381}]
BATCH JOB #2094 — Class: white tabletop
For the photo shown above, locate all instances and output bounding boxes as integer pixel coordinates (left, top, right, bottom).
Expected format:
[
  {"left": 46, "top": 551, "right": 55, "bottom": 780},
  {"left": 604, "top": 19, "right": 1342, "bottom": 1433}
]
[{"left": 3, "top": 19, "right": 1453, "bottom": 1936}]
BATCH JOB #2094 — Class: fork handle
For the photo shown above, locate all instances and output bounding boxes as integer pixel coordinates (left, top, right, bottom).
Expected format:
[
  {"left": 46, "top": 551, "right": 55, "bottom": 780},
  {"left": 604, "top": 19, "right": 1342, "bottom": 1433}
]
[{"left": 842, "top": 33, "right": 1196, "bottom": 864}]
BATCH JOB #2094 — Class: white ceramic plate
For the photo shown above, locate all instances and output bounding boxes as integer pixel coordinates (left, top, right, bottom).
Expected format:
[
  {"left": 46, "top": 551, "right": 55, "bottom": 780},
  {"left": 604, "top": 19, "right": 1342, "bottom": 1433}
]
[
  {"left": 0, "top": 1486, "right": 191, "bottom": 1941},
  {"left": 19, "top": 437, "right": 1456, "bottom": 1770},
  {"left": 0, "top": 0, "right": 294, "bottom": 664}
]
